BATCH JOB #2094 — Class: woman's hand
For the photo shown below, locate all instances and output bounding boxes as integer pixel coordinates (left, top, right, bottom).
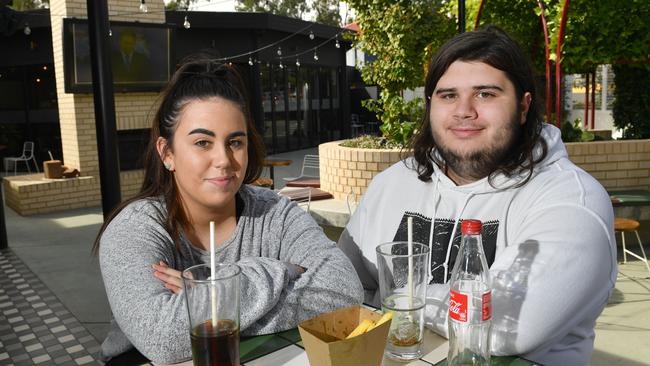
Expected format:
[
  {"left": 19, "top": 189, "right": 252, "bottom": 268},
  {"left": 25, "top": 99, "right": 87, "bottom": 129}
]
[{"left": 152, "top": 261, "right": 183, "bottom": 294}]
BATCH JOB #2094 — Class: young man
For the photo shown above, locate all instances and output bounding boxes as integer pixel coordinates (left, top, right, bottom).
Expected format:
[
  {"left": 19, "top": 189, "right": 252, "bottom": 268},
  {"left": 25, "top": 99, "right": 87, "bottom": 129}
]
[{"left": 338, "top": 26, "right": 616, "bottom": 365}]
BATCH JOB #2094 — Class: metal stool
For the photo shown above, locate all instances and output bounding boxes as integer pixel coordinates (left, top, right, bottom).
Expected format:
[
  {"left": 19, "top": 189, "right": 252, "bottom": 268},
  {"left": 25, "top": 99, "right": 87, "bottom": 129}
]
[{"left": 614, "top": 218, "right": 650, "bottom": 273}]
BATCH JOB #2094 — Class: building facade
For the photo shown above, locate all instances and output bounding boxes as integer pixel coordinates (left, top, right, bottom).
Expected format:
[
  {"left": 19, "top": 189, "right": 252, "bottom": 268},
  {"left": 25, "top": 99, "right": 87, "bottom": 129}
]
[{"left": 0, "top": 1, "right": 351, "bottom": 215}]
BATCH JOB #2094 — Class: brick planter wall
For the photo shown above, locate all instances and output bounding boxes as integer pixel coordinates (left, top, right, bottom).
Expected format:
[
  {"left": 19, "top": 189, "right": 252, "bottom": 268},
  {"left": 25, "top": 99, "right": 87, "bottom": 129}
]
[
  {"left": 320, "top": 139, "right": 650, "bottom": 201},
  {"left": 566, "top": 139, "right": 650, "bottom": 190},
  {"left": 319, "top": 141, "right": 405, "bottom": 200},
  {"left": 3, "top": 170, "right": 144, "bottom": 216}
]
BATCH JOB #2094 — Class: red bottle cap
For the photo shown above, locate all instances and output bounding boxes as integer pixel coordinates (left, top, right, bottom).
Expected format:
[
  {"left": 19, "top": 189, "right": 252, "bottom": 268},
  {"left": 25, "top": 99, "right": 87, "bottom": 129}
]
[{"left": 461, "top": 219, "right": 482, "bottom": 235}]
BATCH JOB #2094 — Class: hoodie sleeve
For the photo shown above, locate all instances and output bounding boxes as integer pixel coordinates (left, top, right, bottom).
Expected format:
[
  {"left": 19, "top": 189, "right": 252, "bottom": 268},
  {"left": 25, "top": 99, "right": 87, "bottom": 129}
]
[
  {"left": 424, "top": 182, "right": 616, "bottom": 363},
  {"left": 488, "top": 197, "right": 616, "bottom": 360},
  {"left": 238, "top": 199, "right": 364, "bottom": 335}
]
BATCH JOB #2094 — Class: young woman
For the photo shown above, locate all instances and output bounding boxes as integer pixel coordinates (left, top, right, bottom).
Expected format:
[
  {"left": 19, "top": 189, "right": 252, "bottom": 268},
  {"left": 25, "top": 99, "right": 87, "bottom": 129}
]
[{"left": 95, "top": 55, "right": 363, "bottom": 364}]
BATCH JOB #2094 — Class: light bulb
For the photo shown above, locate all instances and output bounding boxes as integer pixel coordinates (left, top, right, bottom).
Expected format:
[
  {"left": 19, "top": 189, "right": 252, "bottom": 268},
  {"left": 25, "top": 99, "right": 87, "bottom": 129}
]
[
  {"left": 109, "top": 29, "right": 113, "bottom": 37},
  {"left": 309, "top": 30, "right": 314, "bottom": 40},
  {"left": 24, "top": 23, "right": 31, "bottom": 35},
  {"left": 335, "top": 39, "right": 340, "bottom": 49},
  {"left": 248, "top": 57, "right": 254, "bottom": 66},
  {"left": 183, "top": 15, "right": 191, "bottom": 29},
  {"left": 277, "top": 47, "right": 282, "bottom": 56},
  {"left": 313, "top": 52, "right": 319, "bottom": 61},
  {"left": 139, "top": 0, "right": 148, "bottom": 13},
  {"left": 279, "top": 61, "right": 284, "bottom": 69},
  {"left": 295, "top": 59, "right": 301, "bottom": 67}
]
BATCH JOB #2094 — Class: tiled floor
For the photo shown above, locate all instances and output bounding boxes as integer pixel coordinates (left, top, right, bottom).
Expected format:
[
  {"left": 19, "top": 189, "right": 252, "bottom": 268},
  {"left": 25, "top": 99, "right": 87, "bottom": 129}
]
[{"left": 0, "top": 249, "right": 101, "bottom": 366}]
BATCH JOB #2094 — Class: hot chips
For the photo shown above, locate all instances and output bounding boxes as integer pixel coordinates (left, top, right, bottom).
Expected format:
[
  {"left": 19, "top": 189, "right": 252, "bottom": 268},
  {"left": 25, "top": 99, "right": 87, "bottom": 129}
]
[
  {"left": 367, "top": 311, "right": 393, "bottom": 331},
  {"left": 345, "top": 312, "right": 394, "bottom": 339}
]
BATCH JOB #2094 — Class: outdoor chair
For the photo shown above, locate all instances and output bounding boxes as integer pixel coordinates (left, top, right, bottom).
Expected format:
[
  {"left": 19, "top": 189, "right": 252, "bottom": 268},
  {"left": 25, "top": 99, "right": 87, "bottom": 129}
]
[
  {"left": 284, "top": 154, "right": 320, "bottom": 188},
  {"left": 614, "top": 217, "right": 650, "bottom": 273},
  {"left": 4, "top": 141, "right": 39, "bottom": 175},
  {"left": 351, "top": 113, "right": 364, "bottom": 137}
]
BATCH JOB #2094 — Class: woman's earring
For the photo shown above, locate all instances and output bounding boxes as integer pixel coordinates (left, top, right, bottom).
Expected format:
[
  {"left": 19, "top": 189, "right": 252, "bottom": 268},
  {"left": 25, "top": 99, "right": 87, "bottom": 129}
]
[{"left": 164, "top": 162, "right": 172, "bottom": 171}]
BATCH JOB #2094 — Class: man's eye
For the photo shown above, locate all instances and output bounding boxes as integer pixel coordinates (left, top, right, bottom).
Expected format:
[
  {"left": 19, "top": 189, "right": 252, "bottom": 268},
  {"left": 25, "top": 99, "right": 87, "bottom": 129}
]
[
  {"left": 477, "top": 91, "right": 495, "bottom": 99},
  {"left": 440, "top": 94, "right": 456, "bottom": 100}
]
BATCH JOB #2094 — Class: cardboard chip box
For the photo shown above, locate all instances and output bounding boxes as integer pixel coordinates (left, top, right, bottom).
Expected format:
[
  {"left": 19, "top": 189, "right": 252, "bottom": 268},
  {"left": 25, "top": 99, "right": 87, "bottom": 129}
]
[{"left": 298, "top": 305, "right": 391, "bottom": 366}]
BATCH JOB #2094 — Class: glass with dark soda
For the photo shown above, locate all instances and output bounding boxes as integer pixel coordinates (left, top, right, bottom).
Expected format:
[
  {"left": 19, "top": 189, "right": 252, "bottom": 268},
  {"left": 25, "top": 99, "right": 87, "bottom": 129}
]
[{"left": 182, "top": 263, "right": 241, "bottom": 366}]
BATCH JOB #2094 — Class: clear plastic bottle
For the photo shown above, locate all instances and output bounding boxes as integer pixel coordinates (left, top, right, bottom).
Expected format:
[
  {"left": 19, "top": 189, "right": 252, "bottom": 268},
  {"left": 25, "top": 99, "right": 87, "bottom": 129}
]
[{"left": 447, "top": 219, "right": 491, "bottom": 366}]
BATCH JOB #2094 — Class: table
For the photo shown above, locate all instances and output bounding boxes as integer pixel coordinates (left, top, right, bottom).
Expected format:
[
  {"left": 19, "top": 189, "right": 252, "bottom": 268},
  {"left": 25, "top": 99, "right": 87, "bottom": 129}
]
[
  {"left": 153, "top": 326, "right": 532, "bottom": 366},
  {"left": 263, "top": 158, "right": 293, "bottom": 189},
  {"left": 609, "top": 189, "right": 650, "bottom": 221},
  {"left": 609, "top": 189, "right": 650, "bottom": 207},
  {"left": 278, "top": 187, "right": 333, "bottom": 202}
]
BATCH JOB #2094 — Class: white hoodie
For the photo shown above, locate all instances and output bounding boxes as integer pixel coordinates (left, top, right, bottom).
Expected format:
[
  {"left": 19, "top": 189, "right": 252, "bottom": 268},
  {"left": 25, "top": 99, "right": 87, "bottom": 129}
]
[{"left": 338, "top": 124, "right": 616, "bottom": 365}]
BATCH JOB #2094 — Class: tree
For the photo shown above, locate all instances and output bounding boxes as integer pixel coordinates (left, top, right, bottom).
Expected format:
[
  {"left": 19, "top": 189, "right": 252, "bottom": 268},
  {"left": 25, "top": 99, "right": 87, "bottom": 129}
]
[
  {"left": 312, "top": 0, "right": 340, "bottom": 27},
  {"left": 612, "top": 65, "right": 650, "bottom": 139},
  {"left": 8, "top": 0, "right": 48, "bottom": 10},
  {"left": 165, "top": 0, "right": 185, "bottom": 11},
  {"left": 235, "top": 0, "right": 340, "bottom": 26},
  {"left": 346, "top": 0, "right": 455, "bottom": 145}
]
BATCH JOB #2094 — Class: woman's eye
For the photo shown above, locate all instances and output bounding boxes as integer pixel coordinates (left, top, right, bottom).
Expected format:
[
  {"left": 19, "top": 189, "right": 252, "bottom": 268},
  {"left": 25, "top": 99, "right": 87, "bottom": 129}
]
[
  {"left": 195, "top": 140, "right": 210, "bottom": 148},
  {"left": 229, "top": 139, "right": 243, "bottom": 148}
]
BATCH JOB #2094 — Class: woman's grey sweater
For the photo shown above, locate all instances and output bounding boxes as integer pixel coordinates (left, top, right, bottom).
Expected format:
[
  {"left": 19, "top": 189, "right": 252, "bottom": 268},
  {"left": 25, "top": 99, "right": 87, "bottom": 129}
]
[{"left": 98, "top": 185, "right": 363, "bottom": 364}]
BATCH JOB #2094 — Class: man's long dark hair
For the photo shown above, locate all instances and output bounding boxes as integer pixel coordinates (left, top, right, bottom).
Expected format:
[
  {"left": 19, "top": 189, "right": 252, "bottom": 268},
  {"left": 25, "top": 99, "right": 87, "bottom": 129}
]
[
  {"left": 409, "top": 25, "right": 547, "bottom": 186},
  {"left": 92, "top": 54, "right": 265, "bottom": 255}
]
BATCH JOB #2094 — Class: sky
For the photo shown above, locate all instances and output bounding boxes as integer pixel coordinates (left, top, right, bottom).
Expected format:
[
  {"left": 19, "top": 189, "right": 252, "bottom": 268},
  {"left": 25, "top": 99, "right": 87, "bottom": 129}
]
[
  {"left": 166, "top": 0, "right": 353, "bottom": 24},
  {"left": 190, "top": 0, "right": 236, "bottom": 12}
]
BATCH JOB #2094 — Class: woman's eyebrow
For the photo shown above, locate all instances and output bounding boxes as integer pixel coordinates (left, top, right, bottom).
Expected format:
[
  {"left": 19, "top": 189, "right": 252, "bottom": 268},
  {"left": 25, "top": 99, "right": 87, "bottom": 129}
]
[
  {"left": 228, "top": 131, "right": 247, "bottom": 139},
  {"left": 188, "top": 128, "right": 215, "bottom": 137}
]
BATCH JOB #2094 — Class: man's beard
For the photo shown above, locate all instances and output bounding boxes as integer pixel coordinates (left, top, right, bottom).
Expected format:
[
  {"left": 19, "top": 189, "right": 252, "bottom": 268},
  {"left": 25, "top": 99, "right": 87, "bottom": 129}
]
[{"left": 432, "top": 111, "right": 521, "bottom": 182}]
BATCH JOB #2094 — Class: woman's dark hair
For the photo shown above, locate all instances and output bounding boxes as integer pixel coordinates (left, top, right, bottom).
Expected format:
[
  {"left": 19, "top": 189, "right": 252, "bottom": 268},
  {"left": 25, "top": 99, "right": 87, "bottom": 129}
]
[
  {"left": 92, "top": 54, "right": 265, "bottom": 254},
  {"left": 408, "top": 25, "right": 547, "bottom": 186}
]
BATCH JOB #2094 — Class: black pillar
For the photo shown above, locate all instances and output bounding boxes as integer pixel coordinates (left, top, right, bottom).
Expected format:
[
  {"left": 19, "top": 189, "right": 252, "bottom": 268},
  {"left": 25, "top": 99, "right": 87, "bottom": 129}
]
[
  {"left": 458, "top": 0, "right": 466, "bottom": 33},
  {"left": 0, "top": 186, "right": 7, "bottom": 250},
  {"left": 86, "top": 0, "right": 122, "bottom": 218}
]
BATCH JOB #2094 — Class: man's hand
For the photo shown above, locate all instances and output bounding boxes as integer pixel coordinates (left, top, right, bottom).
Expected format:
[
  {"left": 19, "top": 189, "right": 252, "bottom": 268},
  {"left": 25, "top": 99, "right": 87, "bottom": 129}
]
[{"left": 152, "top": 261, "right": 183, "bottom": 294}]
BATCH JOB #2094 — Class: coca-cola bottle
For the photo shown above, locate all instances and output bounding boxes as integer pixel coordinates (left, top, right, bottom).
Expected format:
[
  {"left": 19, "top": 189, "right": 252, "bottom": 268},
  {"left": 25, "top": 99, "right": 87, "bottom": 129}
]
[{"left": 447, "top": 219, "right": 491, "bottom": 366}]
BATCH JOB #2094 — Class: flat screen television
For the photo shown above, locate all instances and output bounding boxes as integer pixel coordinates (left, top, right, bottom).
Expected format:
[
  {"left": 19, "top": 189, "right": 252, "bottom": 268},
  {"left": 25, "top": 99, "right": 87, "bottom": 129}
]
[{"left": 63, "top": 18, "right": 172, "bottom": 93}]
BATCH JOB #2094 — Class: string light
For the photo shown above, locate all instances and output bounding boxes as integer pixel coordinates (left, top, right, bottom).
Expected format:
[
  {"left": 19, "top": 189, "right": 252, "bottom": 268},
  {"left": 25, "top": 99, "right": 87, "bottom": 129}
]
[
  {"left": 295, "top": 59, "right": 301, "bottom": 67},
  {"left": 309, "top": 30, "right": 315, "bottom": 40},
  {"left": 139, "top": 0, "right": 148, "bottom": 13},
  {"left": 183, "top": 15, "right": 191, "bottom": 29},
  {"left": 279, "top": 61, "right": 284, "bottom": 69},
  {"left": 277, "top": 47, "right": 282, "bottom": 56},
  {"left": 335, "top": 39, "right": 340, "bottom": 49},
  {"left": 313, "top": 51, "right": 319, "bottom": 61},
  {"left": 248, "top": 57, "right": 254, "bottom": 66},
  {"left": 24, "top": 23, "right": 31, "bottom": 35},
  {"left": 109, "top": 29, "right": 112, "bottom": 37}
]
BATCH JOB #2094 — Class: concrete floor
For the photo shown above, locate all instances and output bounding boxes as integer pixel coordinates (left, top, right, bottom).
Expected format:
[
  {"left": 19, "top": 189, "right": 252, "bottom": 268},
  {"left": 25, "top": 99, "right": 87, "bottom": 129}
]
[{"left": 2, "top": 147, "right": 650, "bottom": 364}]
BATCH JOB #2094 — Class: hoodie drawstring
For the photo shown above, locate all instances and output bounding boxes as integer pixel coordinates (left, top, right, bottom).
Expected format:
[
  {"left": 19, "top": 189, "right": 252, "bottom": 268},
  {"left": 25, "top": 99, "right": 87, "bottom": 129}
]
[
  {"left": 442, "top": 192, "right": 475, "bottom": 282},
  {"left": 427, "top": 178, "right": 440, "bottom": 284}
]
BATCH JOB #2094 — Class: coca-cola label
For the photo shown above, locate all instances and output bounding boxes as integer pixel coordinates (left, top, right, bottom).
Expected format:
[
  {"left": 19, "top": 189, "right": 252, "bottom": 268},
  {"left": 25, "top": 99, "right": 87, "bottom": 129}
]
[
  {"left": 449, "top": 290, "right": 468, "bottom": 322},
  {"left": 482, "top": 291, "right": 492, "bottom": 321}
]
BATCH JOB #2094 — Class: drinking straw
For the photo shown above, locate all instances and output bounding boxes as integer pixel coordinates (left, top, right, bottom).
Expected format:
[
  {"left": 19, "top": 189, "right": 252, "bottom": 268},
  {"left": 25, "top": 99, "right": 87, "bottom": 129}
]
[
  {"left": 48, "top": 150, "right": 54, "bottom": 161},
  {"left": 209, "top": 221, "right": 217, "bottom": 328},
  {"left": 407, "top": 217, "right": 414, "bottom": 308}
]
